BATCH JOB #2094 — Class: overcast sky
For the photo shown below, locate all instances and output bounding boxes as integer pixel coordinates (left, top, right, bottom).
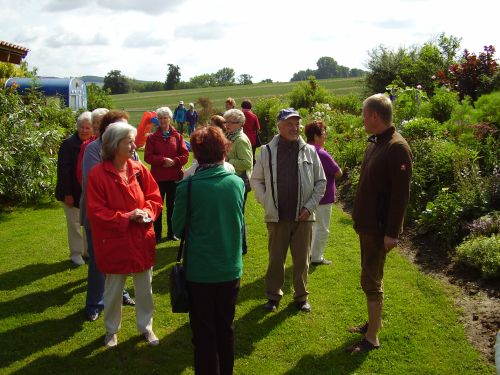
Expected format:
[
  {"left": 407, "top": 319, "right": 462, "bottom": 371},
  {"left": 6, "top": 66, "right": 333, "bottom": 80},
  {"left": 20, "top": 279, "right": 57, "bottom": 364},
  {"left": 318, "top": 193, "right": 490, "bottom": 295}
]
[{"left": 1, "top": 0, "right": 498, "bottom": 83}]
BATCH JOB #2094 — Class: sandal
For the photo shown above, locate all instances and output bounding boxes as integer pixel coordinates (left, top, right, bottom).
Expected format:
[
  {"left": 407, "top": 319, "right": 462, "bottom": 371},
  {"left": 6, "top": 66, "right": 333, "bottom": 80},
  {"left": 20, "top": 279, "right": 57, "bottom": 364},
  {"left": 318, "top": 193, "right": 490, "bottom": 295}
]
[
  {"left": 348, "top": 322, "right": 369, "bottom": 334},
  {"left": 346, "top": 338, "right": 380, "bottom": 354}
]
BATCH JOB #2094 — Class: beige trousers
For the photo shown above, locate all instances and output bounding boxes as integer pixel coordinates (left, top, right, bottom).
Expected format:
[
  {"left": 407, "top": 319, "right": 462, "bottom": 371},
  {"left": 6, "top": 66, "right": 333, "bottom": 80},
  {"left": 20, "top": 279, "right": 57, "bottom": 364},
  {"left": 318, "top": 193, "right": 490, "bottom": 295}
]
[
  {"left": 104, "top": 268, "right": 154, "bottom": 334},
  {"left": 61, "top": 203, "right": 87, "bottom": 258},
  {"left": 265, "top": 221, "right": 312, "bottom": 303},
  {"left": 310, "top": 203, "right": 333, "bottom": 262}
]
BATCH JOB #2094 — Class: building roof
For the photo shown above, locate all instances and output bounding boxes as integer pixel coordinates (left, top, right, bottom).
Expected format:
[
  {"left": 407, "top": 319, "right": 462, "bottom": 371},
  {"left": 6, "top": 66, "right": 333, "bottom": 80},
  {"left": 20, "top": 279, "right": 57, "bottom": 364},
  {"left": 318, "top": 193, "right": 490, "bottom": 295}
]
[{"left": 0, "top": 41, "right": 30, "bottom": 64}]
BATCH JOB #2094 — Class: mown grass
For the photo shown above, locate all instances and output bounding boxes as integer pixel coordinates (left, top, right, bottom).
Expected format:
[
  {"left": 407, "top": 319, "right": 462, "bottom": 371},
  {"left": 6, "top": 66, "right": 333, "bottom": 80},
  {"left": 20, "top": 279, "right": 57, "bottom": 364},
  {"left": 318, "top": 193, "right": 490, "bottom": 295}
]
[
  {"left": 0, "top": 182, "right": 493, "bottom": 374},
  {"left": 112, "top": 78, "right": 363, "bottom": 125}
]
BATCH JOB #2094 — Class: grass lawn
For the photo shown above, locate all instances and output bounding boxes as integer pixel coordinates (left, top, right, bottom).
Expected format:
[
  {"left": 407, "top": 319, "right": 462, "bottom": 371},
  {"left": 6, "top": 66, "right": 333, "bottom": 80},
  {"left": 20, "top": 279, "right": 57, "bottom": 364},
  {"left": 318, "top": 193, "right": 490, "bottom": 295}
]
[
  {"left": 112, "top": 78, "right": 363, "bottom": 125},
  {"left": 0, "top": 184, "right": 493, "bottom": 374}
]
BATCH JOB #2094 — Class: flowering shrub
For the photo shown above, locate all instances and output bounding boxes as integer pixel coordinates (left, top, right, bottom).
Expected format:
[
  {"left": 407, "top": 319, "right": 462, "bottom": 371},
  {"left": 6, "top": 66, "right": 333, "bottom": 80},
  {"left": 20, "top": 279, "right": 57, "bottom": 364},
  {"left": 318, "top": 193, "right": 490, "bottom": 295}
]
[
  {"left": 455, "top": 235, "right": 500, "bottom": 278},
  {"left": 466, "top": 211, "right": 500, "bottom": 238}
]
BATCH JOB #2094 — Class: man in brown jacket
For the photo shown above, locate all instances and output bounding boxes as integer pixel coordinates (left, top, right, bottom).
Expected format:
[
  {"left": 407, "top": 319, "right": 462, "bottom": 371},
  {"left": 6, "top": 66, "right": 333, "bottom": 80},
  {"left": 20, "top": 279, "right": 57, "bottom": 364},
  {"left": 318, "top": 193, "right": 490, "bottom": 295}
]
[{"left": 348, "top": 94, "right": 412, "bottom": 353}]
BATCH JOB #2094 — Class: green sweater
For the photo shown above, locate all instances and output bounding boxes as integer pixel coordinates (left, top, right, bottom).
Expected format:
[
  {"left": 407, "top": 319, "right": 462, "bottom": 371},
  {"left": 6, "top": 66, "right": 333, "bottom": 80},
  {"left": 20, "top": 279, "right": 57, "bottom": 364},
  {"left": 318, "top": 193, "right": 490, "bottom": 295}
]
[{"left": 172, "top": 166, "right": 245, "bottom": 282}]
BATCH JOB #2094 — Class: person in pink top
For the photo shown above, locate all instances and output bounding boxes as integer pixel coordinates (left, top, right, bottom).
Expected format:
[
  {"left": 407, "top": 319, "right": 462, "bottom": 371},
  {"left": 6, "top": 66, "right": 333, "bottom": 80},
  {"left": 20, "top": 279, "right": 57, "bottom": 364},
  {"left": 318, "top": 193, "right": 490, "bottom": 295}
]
[
  {"left": 305, "top": 120, "right": 342, "bottom": 265},
  {"left": 144, "top": 106, "right": 189, "bottom": 243},
  {"left": 241, "top": 99, "right": 261, "bottom": 162}
]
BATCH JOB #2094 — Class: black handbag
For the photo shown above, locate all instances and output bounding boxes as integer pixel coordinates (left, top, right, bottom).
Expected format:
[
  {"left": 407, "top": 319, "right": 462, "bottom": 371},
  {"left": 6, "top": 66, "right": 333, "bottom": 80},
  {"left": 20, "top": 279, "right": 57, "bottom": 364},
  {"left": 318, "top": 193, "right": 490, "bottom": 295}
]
[{"left": 169, "top": 178, "right": 192, "bottom": 313}]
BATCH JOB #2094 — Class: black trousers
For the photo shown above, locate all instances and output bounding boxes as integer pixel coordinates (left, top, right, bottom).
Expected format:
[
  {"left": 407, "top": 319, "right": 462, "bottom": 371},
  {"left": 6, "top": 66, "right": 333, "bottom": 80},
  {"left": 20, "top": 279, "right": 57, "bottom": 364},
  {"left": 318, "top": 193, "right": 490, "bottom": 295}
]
[
  {"left": 187, "top": 279, "right": 240, "bottom": 375},
  {"left": 153, "top": 180, "right": 177, "bottom": 240}
]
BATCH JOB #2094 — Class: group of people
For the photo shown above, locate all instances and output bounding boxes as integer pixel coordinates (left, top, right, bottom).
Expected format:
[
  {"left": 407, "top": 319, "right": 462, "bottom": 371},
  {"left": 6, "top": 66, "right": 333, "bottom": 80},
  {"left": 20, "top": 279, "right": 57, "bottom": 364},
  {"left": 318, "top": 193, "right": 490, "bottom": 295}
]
[
  {"left": 173, "top": 100, "right": 199, "bottom": 135},
  {"left": 55, "top": 93, "right": 412, "bottom": 373}
]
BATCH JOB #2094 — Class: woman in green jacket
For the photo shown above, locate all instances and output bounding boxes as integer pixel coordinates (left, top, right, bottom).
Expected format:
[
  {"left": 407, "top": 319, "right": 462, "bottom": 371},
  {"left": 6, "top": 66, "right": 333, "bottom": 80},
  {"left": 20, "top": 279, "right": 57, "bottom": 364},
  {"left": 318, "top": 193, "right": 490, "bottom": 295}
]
[{"left": 172, "top": 126, "right": 244, "bottom": 375}]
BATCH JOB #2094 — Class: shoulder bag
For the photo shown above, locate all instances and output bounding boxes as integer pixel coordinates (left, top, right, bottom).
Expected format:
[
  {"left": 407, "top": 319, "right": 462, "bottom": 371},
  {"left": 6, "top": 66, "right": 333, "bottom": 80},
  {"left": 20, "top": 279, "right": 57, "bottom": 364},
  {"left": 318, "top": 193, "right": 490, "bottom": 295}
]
[{"left": 169, "top": 178, "right": 192, "bottom": 313}]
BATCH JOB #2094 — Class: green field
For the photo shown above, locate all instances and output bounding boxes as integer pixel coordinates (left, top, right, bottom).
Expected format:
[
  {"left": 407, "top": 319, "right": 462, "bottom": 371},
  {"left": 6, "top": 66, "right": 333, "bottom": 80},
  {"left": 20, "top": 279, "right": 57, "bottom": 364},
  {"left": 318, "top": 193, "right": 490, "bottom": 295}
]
[{"left": 112, "top": 78, "right": 364, "bottom": 124}]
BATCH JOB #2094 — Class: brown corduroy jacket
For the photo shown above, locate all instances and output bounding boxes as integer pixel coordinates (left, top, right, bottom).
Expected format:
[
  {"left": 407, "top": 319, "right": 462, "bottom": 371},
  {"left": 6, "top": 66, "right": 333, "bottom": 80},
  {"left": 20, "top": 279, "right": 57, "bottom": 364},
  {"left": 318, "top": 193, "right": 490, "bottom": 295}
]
[{"left": 352, "top": 126, "right": 412, "bottom": 238}]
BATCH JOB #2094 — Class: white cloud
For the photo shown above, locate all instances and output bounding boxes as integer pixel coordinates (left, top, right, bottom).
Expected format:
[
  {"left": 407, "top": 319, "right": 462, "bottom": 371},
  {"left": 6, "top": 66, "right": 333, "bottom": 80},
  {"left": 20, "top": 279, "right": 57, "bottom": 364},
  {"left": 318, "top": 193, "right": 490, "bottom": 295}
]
[
  {"left": 174, "top": 21, "right": 225, "bottom": 41},
  {"left": 96, "top": 0, "right": 181, "bottom": 13},
  {"left": 43, "top": 0, "right": 88, "bottom": 12},
  {"left": 123, "top": 32, "right": 168, "bottom": 48},
  {"left": 45, "top": 31, "right": 109, "bottom": 48}
]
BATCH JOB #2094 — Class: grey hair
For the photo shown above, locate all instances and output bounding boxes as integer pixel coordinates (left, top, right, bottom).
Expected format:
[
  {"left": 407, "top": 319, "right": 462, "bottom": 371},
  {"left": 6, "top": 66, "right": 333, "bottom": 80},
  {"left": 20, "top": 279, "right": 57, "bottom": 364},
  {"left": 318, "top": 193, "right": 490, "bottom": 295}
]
[
  {"left": 76, "top": 111, "right": 92, "bottom": 128},
  {"left": 223, "top": 109, "right": 245, "bottom": 125},
  {"left": 156, "top": 106, "right": 173, "bottom": 118},
  {"left": 101, "top": 122, "right": 137, "bottom": 161},
  {"left": 91, "top": 108, "right": 109, "bottom": 126}
]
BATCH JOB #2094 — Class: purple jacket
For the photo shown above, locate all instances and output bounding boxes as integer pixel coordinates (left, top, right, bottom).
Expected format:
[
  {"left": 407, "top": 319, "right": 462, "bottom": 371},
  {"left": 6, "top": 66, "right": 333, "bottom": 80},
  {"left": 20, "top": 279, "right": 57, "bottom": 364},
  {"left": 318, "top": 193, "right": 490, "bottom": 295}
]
[{"left": 315, "top": 145, "right": 340, "bottom": 204}]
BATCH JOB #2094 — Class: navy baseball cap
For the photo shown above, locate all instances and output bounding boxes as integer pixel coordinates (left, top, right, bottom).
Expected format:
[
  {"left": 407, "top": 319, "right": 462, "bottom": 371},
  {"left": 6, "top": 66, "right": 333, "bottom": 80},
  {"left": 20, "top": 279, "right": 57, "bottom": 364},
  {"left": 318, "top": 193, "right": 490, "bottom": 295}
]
[{"left": 277, "top": 108, "right": 301, "bottom": 122}]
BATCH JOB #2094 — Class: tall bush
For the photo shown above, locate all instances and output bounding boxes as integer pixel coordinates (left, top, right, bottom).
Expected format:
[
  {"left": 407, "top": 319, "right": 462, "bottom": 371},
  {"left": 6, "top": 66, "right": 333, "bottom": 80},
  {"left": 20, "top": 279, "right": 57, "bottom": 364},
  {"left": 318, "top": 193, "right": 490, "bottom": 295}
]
[
  {"left": 253, "top": 97, "right": 286, "bottom": 142},
  {"left": 288, "top": 76, "right": 330, "bottom": 111},
  {"left": 0, "top": 88, "right": 74, "bottom": 206}
]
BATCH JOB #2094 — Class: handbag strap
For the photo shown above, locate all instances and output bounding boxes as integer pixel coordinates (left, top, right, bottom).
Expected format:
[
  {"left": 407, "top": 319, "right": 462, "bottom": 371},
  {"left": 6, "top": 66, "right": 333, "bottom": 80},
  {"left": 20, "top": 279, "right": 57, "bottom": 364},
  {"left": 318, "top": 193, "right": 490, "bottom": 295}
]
[{"left": 176, "top": 177, "right": 192, "bottom": 262}]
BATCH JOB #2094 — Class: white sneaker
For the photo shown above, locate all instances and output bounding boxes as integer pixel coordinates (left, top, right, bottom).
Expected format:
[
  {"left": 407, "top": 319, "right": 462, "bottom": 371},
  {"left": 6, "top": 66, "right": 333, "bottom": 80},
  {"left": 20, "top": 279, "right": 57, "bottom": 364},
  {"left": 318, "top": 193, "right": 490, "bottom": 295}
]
[
  {"left": 70, "top": 255, "right": 85, "bottom": 266},
  {"left": 143, "top": 330, "right": 159, "bottom": 346},
  {"left": 104, "top": 332, "right": 117, "bottom": 347}
]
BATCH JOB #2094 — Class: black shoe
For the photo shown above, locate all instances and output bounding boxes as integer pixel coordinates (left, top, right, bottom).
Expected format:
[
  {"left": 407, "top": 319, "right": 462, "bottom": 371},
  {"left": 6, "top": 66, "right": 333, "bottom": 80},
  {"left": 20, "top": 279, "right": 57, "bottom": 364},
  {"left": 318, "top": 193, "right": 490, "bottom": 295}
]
[
  {"left": 311, "top": 258, "right": 332, "bottom": 266},
  {"left": 86, "top": 311, "right": 100, "bottom": 321},
  {"left": 123, "top": 296, "right": 135, "bottom": 306},
  {"left": 263, "top": 299, "right": 279, "bottom": 312},
  {"left": 295, "top": 301, "right": 311, "bottom": 312},
  {"left": 167, "top": 235, "right": 179, "bottom": 241}
]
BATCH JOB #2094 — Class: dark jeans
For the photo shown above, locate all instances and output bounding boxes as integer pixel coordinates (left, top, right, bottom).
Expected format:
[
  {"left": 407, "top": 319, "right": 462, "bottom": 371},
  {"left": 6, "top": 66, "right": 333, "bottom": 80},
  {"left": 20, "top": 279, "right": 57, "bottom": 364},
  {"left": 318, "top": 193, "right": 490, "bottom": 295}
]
[
  {"left": 187, "top": 279, "right": 240, "bottom": 375},
  {"left": 153, "top": 180, "right": 177, "bottom": 240}
]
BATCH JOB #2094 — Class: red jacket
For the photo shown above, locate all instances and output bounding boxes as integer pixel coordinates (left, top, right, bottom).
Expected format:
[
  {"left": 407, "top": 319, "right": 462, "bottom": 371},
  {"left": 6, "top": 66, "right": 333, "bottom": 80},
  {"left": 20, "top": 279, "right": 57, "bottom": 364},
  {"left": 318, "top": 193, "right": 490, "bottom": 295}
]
[
  {"left": 76, "top": 135, "right": 97, "bottom": 186},
  {"left": 144, "top": 127, "right": 189, "bottom": 181},
  {"left": 242, "top": 109, "right": 261, "bottom": 146},
  {"left": 86, "top": 159, "right": 162, "bottom": 274}
]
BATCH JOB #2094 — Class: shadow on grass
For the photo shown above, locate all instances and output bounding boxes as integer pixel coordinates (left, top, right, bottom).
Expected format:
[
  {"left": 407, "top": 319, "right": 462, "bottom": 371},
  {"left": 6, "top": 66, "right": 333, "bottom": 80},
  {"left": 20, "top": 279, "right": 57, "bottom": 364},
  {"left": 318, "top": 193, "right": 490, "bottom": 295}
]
[
  {"left": 0, "top": 278, "right": 86, "bottom": 320},
  {"left": 283, "top": 337, "right": 369, "bottom": 374},
  {"left": 9, "top": 323, "right": 193, "bottom": 375},
  {"left": 0, "top": 261, "right": 71, "bottom": 290},
  {"left": 0, "top": 311, "right": 85, "bottom": 368}
]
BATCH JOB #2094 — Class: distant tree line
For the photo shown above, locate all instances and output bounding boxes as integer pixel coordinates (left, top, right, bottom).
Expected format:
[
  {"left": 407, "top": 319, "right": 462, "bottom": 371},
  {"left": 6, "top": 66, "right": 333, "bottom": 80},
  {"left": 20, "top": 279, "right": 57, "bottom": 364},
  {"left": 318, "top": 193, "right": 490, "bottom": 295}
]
[
  {"left": 290, "top": 56, "right": 366, "bottom": 81},
  {"left": 102, "top": 65, "right": 265, "bottom": 94}
]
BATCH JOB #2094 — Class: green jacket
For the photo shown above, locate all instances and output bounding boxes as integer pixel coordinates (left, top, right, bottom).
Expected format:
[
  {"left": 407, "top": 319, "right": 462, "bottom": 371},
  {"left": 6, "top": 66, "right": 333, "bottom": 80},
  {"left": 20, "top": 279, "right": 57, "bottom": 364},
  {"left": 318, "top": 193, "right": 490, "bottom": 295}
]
[
  {"left": 172, "top": 166, "right": 244, "bottom": 283},
  {"left": 227, "top": 130, "right": 253, "bottom": 177}
]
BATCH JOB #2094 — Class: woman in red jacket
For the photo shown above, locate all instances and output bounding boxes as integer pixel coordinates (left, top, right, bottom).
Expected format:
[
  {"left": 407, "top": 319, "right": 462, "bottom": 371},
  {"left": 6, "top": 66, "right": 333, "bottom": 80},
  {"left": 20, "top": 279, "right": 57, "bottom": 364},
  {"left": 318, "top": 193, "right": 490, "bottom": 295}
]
[
  {"left": 145, "top": 106, "right": 189, "bottom": 243},
  {"left": 86, "top": 122, "right": 163, "bottom": 348}
]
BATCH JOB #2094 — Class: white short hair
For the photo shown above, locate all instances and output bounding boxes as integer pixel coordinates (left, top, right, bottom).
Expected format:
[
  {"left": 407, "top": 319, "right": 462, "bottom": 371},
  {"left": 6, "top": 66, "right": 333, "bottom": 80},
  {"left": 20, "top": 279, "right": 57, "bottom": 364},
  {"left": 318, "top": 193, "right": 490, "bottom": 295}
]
[
  {"left": 91, "top": 108, "right": 109, "bottom": 126},
  {"left": 77, "top": 111, "right": 92, "bottom": 128},
  {"left": 101, "top": 122, "right": 137, "bottom": 161},
  {"left": 156, "top": 107, "right": 173, "bottom": 118},
  {"left": 223, "top": 109, "right": 245, "bottom": 125}
]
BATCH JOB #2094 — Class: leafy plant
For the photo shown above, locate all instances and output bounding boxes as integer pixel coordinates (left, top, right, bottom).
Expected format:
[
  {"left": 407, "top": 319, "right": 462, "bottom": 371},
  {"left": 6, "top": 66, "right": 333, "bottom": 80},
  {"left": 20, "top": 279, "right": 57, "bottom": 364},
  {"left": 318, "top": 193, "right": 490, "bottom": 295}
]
[
  {"left": 399, "top": 117, "right": 442, "bottom": 141},
  {"left": 429, "top": 86, "right": 459, "bottom": 123},
  {"left": 417, "top": 188, "right": 463, "bottom": 246},
  {"left": 86, "top": 83, "right": 113, "bottom": 111},
  {"left": 253, "top": 96, "right": 286, "bottom": 142},
  {"left": 0, "top": 87, "right": 74, "bottom": 206},
  {"left": 455, "top": 235, "right": 500, "bottom": 278},
  {"left": 474, "top": 91, "right": 500, "bottom": 127},
  {"left": 288, "top": 76, "right": 331, "bottom": 111}
]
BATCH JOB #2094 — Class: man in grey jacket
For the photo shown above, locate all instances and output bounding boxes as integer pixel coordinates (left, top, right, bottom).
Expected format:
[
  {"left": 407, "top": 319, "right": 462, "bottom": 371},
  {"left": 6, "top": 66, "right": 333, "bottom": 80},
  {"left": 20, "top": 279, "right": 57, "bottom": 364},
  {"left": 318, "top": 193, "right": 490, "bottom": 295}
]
[{"left": 250, "top": 108, "right": 326, "bottom": 312}]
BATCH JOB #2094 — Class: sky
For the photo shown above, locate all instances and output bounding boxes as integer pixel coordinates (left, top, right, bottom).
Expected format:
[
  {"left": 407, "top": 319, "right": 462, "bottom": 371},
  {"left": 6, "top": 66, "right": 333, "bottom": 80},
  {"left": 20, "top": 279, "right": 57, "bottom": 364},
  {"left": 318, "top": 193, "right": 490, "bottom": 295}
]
[{"left": 1, "top": 0, "right": 499, "bottom": 83}]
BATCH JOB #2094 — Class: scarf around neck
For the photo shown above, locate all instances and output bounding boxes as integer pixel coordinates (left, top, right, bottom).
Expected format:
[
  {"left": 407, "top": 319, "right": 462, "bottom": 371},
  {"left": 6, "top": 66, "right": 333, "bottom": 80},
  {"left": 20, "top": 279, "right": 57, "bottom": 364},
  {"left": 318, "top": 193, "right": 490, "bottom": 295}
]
[{"left": 226, "top": 127, "right": 242, "bottom": 142}]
